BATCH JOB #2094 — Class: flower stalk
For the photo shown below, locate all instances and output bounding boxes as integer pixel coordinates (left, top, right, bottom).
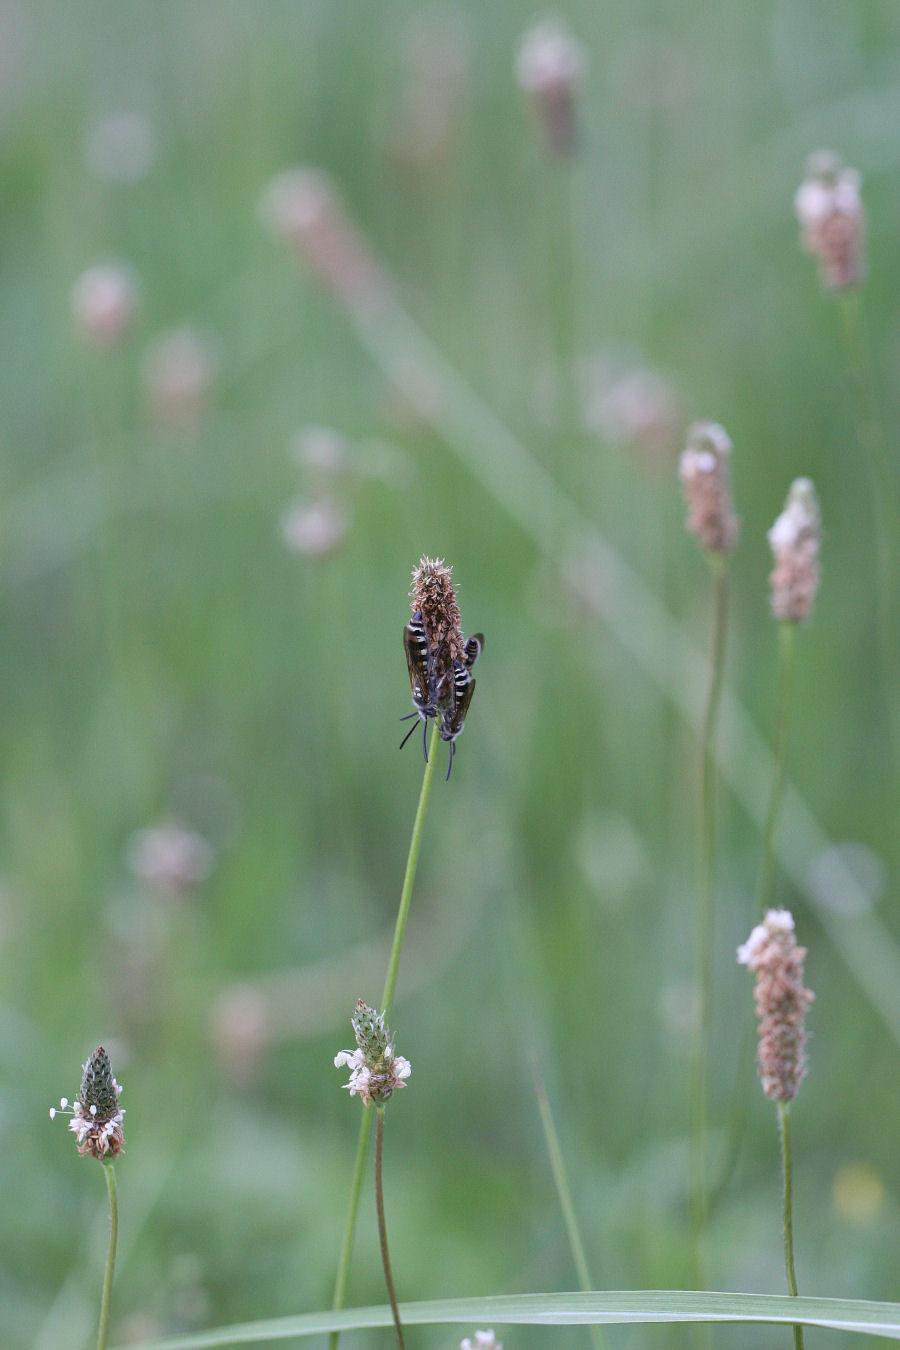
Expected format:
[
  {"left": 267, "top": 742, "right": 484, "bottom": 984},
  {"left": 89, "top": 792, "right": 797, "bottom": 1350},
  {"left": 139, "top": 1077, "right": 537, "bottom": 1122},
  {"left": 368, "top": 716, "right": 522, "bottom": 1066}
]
[
  {"left": 532, "top": 1060, "right": 608, "bottom": 1350},
  {"left": 375, "top": 1106, "right": 406, "bottom": 1350},
  {"left": 678, "top": 421, "right": 738, "bottom": 1290},
  {"left": 97, "top": 1160, "right": 119, "bottom": 1350}
]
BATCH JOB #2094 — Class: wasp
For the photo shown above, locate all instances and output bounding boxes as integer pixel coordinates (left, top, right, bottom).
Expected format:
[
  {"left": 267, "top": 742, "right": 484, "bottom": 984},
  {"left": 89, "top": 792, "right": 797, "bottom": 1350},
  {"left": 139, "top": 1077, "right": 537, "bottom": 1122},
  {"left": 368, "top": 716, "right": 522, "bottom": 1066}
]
[
  {"left": 439, "top": 632, "right": 484, "bottom": 779},
  {"left": 399, "top": 610, "right": 442, "bottom": 759}
]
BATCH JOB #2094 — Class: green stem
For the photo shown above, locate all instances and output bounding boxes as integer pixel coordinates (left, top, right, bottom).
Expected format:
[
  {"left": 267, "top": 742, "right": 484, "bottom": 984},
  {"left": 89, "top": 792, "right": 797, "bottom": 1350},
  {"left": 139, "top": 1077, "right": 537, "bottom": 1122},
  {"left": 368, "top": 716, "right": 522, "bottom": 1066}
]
[
  {"left": 757, "top": 623, "right": 795, "bottom": 916},
  {"left": 547, "top": 155, "right": 578, "bottom": 454},
  {"left": 838, "top": 290, "right": 900, "bottom": 748},
  {"left": 532, "top": 1060, "right": 608, "bottom": 1350},
  {"left": 375, "top": 1108, "right": 406, "bottom": 1350},
  {"left": 97, "top": 1160, "right": 118, "bottom": 1350},
  {"left": 381, "top": 719, "right": 440, "bottom": 1016},
  {"left": 329, "top": 719, "right": 440, "bottom": 1350},
  {"left": 778, "top": 1101, "right": 805, "bottom": 1350},
  {"left": 688, "top": 554, "right": 728, "bottom": 1278}
]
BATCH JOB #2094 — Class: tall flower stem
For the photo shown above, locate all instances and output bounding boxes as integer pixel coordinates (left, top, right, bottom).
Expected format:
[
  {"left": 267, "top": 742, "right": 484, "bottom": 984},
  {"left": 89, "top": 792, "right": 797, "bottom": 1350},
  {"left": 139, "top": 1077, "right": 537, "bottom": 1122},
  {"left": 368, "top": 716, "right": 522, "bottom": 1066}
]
[
  {"left": 381, "top": 718, "right": 441, "bottom": 1016},
  {"left": 777, "top": 1101, "right": 805, "bottom": 1350},
  {"left": 757, "top": 622, "right": 795, "bottom": 916},
  {"left": 547, "top": 156, "right": 578, "bottom": 453},
  {"left": 838, "top": 290, "right": 900, "bottom": 749},
  {"left": 532, "top": 1060, "right": 608, "bottom": 1350},
  {"left": 688, "top": 553, "right": 729, "bottom": 1275},
  {"left": 329, "top": 718, "right": 440, "bottom": 1350},
  {"left": 97, "top": 1160, "right": 118, "bottom": 1350},
  {"left": 375, "top": 1107, "right": 406, "bottom": 1350}
]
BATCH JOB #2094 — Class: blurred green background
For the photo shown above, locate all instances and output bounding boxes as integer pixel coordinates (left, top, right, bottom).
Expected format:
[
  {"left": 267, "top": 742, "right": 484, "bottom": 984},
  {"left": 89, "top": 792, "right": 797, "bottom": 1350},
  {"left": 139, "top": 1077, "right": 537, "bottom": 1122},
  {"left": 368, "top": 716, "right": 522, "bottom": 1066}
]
[{"left": 3, "top": 2, "right": 900, "bottom": 1348}]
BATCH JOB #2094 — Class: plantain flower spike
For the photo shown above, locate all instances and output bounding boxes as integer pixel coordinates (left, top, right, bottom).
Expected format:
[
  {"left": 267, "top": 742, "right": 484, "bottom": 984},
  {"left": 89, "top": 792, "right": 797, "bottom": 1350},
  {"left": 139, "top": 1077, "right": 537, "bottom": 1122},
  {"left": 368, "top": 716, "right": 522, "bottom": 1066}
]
[
  {"left": 738, "top": 910, "right": 814, "bottom": 1102},
  {"left": 50, "top": 1046, "right": 125, "bottom": 1160},
  {"left": 410, "top": 555, "right": 465, "bottom": 694},
  {"left": 679, "top": 420, "right": 739, "bottom": 554},
  {"left": 334, "top": 1000, "right": 411, "bottom": 1107},
  {"left": 794, "top": 151, "right": 865, "bottom": 292},
  {"left": 768, "top": 477, "right": 821, "bottom": 623}
]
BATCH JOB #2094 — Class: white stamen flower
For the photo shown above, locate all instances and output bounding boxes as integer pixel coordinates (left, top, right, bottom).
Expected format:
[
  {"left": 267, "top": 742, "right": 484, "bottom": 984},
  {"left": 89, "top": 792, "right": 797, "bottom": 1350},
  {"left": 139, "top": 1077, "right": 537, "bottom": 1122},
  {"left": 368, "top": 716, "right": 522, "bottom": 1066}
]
[
  {"left": 50, "top": 1046, "right": 125, "bottom": 1160},
  {"left": 334, "top": 1000, "right": 411, "bottom": 1107}
]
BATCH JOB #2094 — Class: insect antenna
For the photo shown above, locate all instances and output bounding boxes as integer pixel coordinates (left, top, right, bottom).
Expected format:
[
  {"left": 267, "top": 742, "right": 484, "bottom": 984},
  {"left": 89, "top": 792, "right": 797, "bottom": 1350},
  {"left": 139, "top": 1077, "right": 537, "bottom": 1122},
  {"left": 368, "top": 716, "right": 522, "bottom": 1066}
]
[{"left": 445, "top": 740, "right": 455, "bottom": 780}]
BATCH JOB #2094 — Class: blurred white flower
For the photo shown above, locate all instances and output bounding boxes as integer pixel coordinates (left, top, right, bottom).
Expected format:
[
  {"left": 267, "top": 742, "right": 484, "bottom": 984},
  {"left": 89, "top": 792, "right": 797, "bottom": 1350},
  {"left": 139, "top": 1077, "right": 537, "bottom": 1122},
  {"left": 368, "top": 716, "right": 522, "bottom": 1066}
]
[
  {"left": 143, "top": 328, "right": 218, "bottom": 430},
  {"left": 71, "top": 263, "right": 140, "bottom": 347},
  {"left": 280, "top": 495, "right": 351, "bottom": 556},
  {"left": 126, "top": 821, "right": 214, "bottom": 893},
  {"left": 461, "top": 1333, "right": 503, "bottom": 1350}
]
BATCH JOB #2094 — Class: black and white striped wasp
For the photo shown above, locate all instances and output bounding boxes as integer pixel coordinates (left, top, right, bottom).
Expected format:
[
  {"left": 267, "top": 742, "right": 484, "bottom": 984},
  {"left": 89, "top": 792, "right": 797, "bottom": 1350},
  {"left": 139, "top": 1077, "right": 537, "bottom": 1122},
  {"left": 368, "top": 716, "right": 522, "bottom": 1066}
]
[
  {"left": 439, "top": 633, "right": 483, "bottom": 779},
  {"left": 399, "top": 609, "right": 442, "bottom": 760}
]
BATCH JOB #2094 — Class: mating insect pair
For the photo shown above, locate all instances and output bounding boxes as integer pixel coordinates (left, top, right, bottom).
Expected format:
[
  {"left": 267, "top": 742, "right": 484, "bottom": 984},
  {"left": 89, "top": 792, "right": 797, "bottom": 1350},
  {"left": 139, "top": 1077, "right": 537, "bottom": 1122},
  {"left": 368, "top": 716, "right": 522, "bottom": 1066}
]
[{"left": 400, "top": 610, "right": 483, "bottom": 779}]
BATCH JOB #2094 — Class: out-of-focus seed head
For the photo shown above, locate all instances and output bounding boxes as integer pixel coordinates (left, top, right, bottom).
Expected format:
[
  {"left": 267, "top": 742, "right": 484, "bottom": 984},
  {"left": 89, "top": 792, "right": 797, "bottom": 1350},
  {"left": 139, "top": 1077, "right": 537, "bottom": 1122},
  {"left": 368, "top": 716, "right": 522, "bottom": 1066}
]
[
  {"left": 678, "top": 421, "right": 739, "bottom": 553},
  {"left": 142, "top": 328, "right": 218, "bottom": 431},
  {"left": 738, "top": 909, "right": 814, "bottom": 1102},
  {"left": 126, "top": 821, "right": 215, "bottom": 893},
  {"left": 259, "top": 167, "right": 388, "bottom": 315},
  {"left": 280, "top": 495, "right": 352, "bottom": 557},
  {"left": 794, "top": 151, "right": 865, "bottom": 292},
  {"left": 768, "top": 477, "right": 821, "bottom": 623},
  {"left": 71, "top": 263, "right": 140, "bottom": 347},
  {"left": 515, "top": 18, "right": 587, "bottom": 154}
]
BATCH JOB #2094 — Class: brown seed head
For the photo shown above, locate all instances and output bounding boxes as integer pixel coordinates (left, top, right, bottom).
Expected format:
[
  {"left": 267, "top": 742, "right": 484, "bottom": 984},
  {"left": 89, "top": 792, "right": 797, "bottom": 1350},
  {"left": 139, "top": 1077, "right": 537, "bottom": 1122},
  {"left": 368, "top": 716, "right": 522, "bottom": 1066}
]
[
  {"left": 768, "top": 478, "right": 821, "bottom": 623},
  {"left": 794, "top": 151, "right": 865, "bottom": 292},
  {"left": 678, "top": 421, "right": 739, "bottom": 553},
  {"left": 738, "top": 910, "right": 814, "bottom": 1102},
  {"left": 410, "top": 555, "right": 465, "bottom": 689}
]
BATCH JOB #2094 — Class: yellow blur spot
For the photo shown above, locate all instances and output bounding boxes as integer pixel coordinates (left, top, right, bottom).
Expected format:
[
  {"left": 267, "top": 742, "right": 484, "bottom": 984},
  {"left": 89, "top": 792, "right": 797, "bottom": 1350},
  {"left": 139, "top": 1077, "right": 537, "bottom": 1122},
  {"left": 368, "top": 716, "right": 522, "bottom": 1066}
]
[{"left": 831, "top": 1163, "right": 885, "bottom": 1223}]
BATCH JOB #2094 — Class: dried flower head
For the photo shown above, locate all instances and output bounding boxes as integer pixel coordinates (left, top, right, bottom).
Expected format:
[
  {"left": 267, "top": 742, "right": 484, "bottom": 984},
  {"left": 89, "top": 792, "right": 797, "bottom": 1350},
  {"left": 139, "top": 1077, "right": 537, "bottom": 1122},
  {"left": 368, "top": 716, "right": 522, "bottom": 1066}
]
[
  {"left": 461, "top": 1334, "right": 503, "bottom": 1350},
  {"left": 768, "top": 478, "right": 821, "bottom": 623},
  {"left": 259, "top": 168, "right": 388, "bottom": 316},
  {"left": 71, "top": 263, "right": 140, "bottom": 347},
  {"left": 794, "top": 151, "right": 865, "bottom": 292},
  {"left": 515, "top": 18, "right": 587, "bottom": 154},
  {"left": 334, "top": 1000, "right": 411, "bottom": 1107},
  {"left": 738, "top": 909, "right": 814, "bottom": 1102},
  {"left": 678, "top": 420, "right": 739, "bottom": 553},
  {"left": 410, "top": 555, "right": 465, "bottom": 691},
  {"left": 50, "top": 1046, "right": 125, "bottom": 1159}
]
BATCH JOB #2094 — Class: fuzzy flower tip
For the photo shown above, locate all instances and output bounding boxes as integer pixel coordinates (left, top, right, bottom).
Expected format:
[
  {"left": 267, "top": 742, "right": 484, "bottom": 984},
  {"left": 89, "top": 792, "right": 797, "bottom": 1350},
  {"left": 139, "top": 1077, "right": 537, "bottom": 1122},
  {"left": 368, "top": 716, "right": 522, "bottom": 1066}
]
[
  {"left": 515, "top": 19, "right": 587, "bottom": 155},
  {"left": 258, "top": 167, "right": 387, "bottom": 314},
  {"left": 50, "top": 1046, "right": 125, "bottom": 1160},
  {"left": 678, "top": 421, "right": 739, "bottom": 554},
  {"left": 461, "top": 1334, "right": 503, "bottom": 1350},
  {"left": 334, "top": 1000, "right": 411, "bottom": 1107},
  {"left": 410, "top": 555, "right": 465, "bottom": 685},
  {"left": 794, "top": 150, "right": 865, "bottom": 292},
  {"left": 738, "top": 910, "right": 814, "bottom": 1102},
  {"left": 768, "top": 477, "right": 821, "bottom": 623}
]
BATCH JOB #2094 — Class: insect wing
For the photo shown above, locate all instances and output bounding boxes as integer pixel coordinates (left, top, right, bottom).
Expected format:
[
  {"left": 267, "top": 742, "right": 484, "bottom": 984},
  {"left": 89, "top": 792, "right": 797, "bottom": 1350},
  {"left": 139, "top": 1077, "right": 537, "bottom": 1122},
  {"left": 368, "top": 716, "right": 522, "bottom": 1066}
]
[
  {"left": 403, "top": 616, "right": 431, "bottom": 712},
  {"left": 443, "top": 675, "right": 475, "bottom": 741}
]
